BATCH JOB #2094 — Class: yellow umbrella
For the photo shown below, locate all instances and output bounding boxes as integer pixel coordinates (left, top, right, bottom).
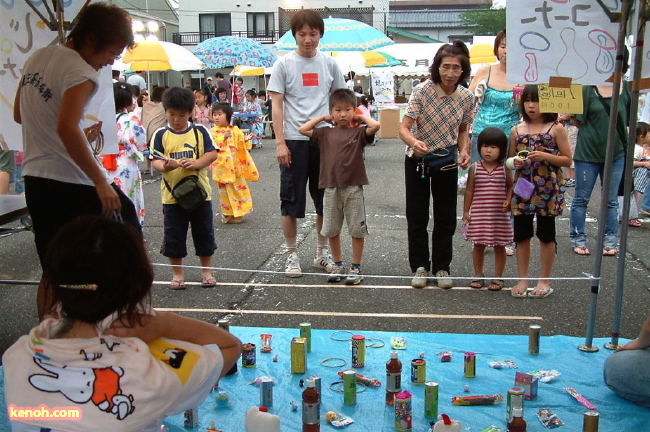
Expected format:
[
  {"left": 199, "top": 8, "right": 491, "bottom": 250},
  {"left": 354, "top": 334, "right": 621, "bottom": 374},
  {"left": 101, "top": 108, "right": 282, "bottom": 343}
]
[
  {"left": 469, "top": 44, "right": 497, "bottom": 65},
  {"left": 331, "top": 50, "right": 399, "bottom": 68},
  {"left": 121, "top": 41, "right": 205, "bottom": 71}
]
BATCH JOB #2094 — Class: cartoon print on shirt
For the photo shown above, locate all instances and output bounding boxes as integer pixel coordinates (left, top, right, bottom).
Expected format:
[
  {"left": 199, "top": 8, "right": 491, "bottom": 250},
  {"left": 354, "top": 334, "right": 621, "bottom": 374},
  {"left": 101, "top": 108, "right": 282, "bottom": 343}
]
[
  {"left": 163, "top": 348, "right": 187, "bottom": 369},
  {"left": 28, "top": 358, "right": 135, "bottom": 420}
]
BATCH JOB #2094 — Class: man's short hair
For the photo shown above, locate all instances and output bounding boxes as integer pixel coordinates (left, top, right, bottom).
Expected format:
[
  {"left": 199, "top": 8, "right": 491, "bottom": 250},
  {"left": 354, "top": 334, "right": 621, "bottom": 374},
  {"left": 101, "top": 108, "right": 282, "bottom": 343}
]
[
  {"left": 215, "top": 72, "right": 224, "bottom": 79},
  {"left": 291, "top": 10, "right": 324, "bottom": 37},
  {"left": 162, "top": 87, "right": 195, "bottom": 113},
  {"left": 329, "top": 88, "right": 357, "bottom": 110}
]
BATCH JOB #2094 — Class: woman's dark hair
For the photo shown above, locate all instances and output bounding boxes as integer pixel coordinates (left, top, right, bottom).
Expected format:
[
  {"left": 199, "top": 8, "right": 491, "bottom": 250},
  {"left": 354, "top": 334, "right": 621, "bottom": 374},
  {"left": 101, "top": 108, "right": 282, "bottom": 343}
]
[
  {"left": 637, "top": 122, "right": 650, "bottom": 139},
  {"left": 215, "top": 87, "right": 228, "bottom": 100},
  {"left": 477, "top": 127, "right": 508, "bottom": 162},
  {"left": 246, "top": 89, "right": 257, "bottom": 98},
  {"left": 360, "top": 95, "right": 369, "bottom": 107},
  {"left": 429, "top": 40, "right": 471, "bottom": 85},
  {"left": 519, "top": 85, "right": 558, "bottom": 123},
  {"left": 162, "top": 87, "right": 195, "bottom": 113},
  {"left": 151, "top": 85, "right": 167, "bottom": 102},
  {"left": 329, "top": 88, "right": 357, "bottom": 109},
  {"left": 113, "top": 82, "right": 135, "bottom": 111},
  {"left": 136, "top": 93, "right": 147, "bottom": 108},
  {"left": 44, "top": 216, "right": 152, "bottom": 326},
  {"left": 211, "top": 102, "right": 233, "bottom": 123},
  {"left": 66, "top": 3, "right": 135, "bottom": 53},
  {"left": 235, "top": 77, "right": 244, "bottom": 85},
  {"left": 494, "top": 28, "right": 506, "bottom": 58},
  {"left": 291, "top": 9, "right": 324, "bottom": 37}
]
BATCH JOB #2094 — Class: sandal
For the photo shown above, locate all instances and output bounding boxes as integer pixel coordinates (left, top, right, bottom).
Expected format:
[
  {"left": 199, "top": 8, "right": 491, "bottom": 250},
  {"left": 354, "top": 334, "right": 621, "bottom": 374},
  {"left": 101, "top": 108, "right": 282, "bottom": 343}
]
[
  {"left": 628, "top": 219, "right": 642, "bottom": 227},
  {"left": 573, "top": 245, "right": 591, "bottom": 256},
  {"left": 170, "top": 279, "right": 185, "bottom": 290},
  {"left": 221, "top": 215, "right": 232, "bottom": 224},
  {"left": 201, "top": 275, "right": 217, "bottom": 288},
  {"left": 510, "top": 287, "right": 528, "bottom": 298},
  {"left": 528, "top": 287, "right": 554, "bottom": 298},
  {"left": 488, "top": 279, "right": 505, "bottom": 291},
  {"left": 470, "top": 278, "right": 485, "bottom": 289},
  {"left": 603, "top": 246, "right": 618, "bottom": 256}
]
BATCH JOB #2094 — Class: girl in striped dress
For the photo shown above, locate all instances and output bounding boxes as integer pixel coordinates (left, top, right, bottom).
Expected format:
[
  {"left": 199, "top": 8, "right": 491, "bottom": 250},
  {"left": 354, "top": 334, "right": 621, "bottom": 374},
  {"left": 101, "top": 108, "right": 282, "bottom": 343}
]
[{"left": 463, "top": 128, "right": 513, "bottom": 291}]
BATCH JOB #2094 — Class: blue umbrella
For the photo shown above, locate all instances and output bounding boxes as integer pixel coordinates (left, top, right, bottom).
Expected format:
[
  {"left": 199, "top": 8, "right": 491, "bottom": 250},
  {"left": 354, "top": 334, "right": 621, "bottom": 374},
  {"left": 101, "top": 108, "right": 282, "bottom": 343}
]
[
  {"left": 190, "top": 36, "right": 277, "bottom": 68},
  {"left": 274, "top": 17, "right": 394, "bottom": 52}
]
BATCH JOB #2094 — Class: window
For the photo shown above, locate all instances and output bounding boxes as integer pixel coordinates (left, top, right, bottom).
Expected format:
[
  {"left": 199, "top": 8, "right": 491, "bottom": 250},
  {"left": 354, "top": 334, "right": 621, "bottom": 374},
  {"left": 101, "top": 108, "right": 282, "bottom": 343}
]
[
  {"left": 247, "top": 12, "right": 274, "bottom": 37},
  {"left": 199, "top": 14, "right": 231, "bottom": 40}
]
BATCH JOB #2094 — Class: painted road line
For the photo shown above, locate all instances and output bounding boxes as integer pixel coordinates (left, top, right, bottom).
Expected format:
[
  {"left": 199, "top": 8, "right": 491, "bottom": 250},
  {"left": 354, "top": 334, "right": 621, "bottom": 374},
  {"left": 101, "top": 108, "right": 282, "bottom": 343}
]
[{"left": 155, "top": 308, "right": 543, "bottom": 321}]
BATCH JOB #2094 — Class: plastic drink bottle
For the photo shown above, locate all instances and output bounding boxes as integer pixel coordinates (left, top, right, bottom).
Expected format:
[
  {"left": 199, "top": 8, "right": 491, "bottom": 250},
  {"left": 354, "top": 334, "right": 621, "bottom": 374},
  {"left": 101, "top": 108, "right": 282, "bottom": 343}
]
[
  {"left": 386, "top": 350, "right": 402, "bottom": 405},
  {"left": 302, "top": 377, "right": 320, "bottom": 432}
]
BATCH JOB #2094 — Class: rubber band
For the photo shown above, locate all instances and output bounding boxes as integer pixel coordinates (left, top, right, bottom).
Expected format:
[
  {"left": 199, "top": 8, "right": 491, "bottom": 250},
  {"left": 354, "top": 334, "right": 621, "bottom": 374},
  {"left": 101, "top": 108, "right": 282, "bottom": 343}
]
[
  {"left": 321, "top": 358, "right": 347, "bottom": 368},
  {"left": 329, "top": 381, "right": 367, "bottom": 393},
  {"left": 366, "top": 338, "right": 385, "bottom": 349},
  {"left": 330, "top": 331, "right": 354, "bottom": 341}
]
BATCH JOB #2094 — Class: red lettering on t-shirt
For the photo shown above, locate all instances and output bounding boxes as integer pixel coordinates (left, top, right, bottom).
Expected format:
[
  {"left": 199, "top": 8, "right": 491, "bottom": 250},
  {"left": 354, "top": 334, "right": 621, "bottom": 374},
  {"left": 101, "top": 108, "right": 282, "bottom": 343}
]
[{"left": 302, "top": 73, "right": 319, "bottom": 87}]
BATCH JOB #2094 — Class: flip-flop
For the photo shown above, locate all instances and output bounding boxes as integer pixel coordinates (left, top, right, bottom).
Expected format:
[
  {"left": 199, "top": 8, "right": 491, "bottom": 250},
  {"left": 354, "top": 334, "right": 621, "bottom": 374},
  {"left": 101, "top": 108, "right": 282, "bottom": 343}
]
[
  {"left": 603, "top": 246, "right": 618, "bottom": 256},
  {"left": 573, "top": 245, "right": 591, "bottom": 256},
  {"left": 629, "top": 219, "right": 642, "bottom": 227},
  {"left": 470, "top": 278, "right": 485, "bottom": 289},
  {"left": 528, "top": 287, "right": 554, "bottom": 298},
  {"left": 170, "top": 279, "right": 185, "bottom": 290},
  {"left": 510, "top": 289, "right": 528, "bottom": 298},
  {"left": 488, "top": 279, "right": 505, "bottom": 291},
  {"left": 201, "top": 276, "right": 217, "bottom": 288}
]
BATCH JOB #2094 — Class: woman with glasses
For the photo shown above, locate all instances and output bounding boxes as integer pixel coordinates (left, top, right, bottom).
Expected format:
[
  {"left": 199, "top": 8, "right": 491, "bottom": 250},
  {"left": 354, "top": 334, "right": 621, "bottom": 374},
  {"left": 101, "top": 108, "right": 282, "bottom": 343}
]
[
  {"left": 13, "top": 3, "right": 142, "bottom": 320},
  {"left": 398, "top": 41, "right": 475, "bottom": 289}
]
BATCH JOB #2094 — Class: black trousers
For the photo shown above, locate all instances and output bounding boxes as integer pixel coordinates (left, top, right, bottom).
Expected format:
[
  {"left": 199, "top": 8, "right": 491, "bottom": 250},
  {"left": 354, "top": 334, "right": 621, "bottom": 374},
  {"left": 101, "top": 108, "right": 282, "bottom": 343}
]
[{"left": 404, "top": 156, "right": 458, "bottom": 273}]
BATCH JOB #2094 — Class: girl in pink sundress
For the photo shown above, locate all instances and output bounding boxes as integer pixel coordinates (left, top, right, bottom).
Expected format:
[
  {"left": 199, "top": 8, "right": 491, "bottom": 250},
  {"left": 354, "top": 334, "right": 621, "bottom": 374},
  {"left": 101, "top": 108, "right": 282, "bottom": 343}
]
[{"left": 463, "top": 127, "right": 513, "bottom": 291}]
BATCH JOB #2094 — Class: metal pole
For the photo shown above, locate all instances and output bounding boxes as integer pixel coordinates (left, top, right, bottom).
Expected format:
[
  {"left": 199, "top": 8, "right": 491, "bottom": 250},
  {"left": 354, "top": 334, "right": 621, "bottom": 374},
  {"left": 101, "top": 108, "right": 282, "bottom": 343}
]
[
  {"left": 55, "top": 0, "right": 65, "bottom": 43},
  {"left": 605, "top": 0, "right": 649, "bottom": 350},
  {"left": 579, "top": 0, "right": 632, "bottom": 353}
]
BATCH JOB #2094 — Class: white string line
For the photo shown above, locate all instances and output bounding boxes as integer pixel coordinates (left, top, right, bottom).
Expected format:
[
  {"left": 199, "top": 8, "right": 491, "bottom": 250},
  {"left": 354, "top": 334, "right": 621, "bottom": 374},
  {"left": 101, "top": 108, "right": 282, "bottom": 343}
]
[
  {"left": 152, "top": 263, "right": 598, "bottom": 282},
  {"left": 154, "top": 307, "right": 544, "bottom": 321},
  {"left": 152, "top": 281, "right": 533, "bottom": 290}
]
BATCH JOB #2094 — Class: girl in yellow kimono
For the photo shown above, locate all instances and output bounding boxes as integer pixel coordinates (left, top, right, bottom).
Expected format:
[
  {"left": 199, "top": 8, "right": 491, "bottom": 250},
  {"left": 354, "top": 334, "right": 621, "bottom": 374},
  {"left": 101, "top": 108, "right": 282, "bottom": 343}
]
[{"left": 210, "top": 103, "right": 259, "bottom": 223}]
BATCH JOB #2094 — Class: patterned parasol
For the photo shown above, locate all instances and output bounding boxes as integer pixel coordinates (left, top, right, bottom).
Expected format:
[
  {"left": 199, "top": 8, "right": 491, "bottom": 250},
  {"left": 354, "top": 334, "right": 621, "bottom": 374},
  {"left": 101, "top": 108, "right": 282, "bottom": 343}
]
[
  {"left": 274, "top": 17, "right": 394, "bottom": 52},
  {"left": 190, "top": 36, "right": 277, "bottom": 69}
]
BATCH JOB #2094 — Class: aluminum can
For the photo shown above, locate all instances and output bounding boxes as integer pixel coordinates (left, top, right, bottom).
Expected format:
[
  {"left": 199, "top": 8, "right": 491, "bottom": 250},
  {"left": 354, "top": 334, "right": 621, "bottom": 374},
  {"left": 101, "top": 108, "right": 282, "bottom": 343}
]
[
  {"left": 217, "top": 318, "right": 230, "bottom": 332},
  {"left": 394, "top": 391, "right": 412, "bottom": 431},
  {"left": 259, "top": 377, "right": 273, "bottom": 407},
  {"left": 351, "top": 334, "right": 365, "bottom": 368},
  {"left": 507, "top": 386, "right": 525, "bottom": 423},
  {"left": 424, "top": 381, "right": 439, "bottom": 418},
  {"left": 183, "top": 407, "right": 198, "bottom": 428},
  {"left": 300, "top": 322, "right": 312, "bottom": 353},
  {"left": 583, "top": 410, "right": 599, "bottom": 432},
  {"left": 343, "top": 369, "right": 357, "bottom": 405},
  {"left": 410, "top": 359, "right": 426, "bottom": 384},
  {"left": 529, "top": 324, "right": 541, "bottom": 355},
  {"left": 464, "top": 352, "right": 476, "bottom": 378},
  {"left": 241, "top": 343, "right": 256, "bottom": 368}
]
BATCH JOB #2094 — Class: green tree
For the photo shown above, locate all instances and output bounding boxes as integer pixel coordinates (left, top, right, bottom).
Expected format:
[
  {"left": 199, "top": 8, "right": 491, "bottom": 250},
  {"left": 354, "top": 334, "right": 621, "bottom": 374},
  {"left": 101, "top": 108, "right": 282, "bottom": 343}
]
[{"left": 461, "top": 7, "right": 507, "bottom": 36}]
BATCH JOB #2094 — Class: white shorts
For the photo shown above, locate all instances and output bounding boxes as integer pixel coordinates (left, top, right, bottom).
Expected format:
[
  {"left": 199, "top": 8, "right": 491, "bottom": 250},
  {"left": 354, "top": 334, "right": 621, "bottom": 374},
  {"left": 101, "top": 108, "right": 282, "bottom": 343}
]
[{"left": 321, "top": 186, "right": 368, "bottom": 238}]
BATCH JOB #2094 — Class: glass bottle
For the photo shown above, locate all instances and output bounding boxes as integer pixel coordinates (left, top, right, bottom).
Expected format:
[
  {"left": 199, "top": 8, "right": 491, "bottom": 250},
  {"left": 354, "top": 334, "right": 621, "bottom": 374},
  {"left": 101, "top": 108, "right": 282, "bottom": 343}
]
[
  {"left": 302, "top": 377, "right": 320, "bottom": 432},
  {"left": 386, "top": 350, "right": 402, "bottom": 405},
  {"left": 507, "top": 407, "right": 527, "bottom": 432}
]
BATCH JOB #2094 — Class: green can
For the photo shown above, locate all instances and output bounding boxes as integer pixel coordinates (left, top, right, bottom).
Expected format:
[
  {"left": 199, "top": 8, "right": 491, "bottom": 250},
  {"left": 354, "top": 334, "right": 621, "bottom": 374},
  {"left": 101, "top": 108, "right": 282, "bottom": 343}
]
[
  {"left": 343, "top": 369, "right": 357, "bottom": 405},
  {"left": 424, "top": 381, "right": 439, "bottom": 418},
  {"left": 300, "top": 323, "right": 312, "bottom": 353}
]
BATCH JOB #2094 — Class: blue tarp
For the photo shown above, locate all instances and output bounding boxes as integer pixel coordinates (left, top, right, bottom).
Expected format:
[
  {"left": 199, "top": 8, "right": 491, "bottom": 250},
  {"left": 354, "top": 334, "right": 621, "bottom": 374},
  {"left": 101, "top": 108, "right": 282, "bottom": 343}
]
[{"left": 2, "top": 327, "right": 647, "bottom": 431}]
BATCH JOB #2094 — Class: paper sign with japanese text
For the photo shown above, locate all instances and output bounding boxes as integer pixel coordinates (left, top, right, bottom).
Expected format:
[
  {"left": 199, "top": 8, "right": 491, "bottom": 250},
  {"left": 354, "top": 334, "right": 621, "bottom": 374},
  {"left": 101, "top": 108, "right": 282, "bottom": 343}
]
[
  {"left": 370, "top": 69, "right": 395, "bottom": 104},
  {"left": 0, "top": 0, "right": 117, "bottom": 152},
  {"left": 538, "top": 84, "right": 583, "bottom": 114},
  {"left": 507, "top": 1, "right": 621, "bottom": 86}
]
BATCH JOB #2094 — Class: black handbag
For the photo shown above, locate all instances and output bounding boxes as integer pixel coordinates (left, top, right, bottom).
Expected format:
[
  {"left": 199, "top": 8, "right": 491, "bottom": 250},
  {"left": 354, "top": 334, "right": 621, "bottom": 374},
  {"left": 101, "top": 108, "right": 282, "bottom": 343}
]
[
  {"left": 162, "top": 126, "right": 208, "bottom": 212},
  {"left": 421, "top": 146, "right": 458, "bottom": 175}
]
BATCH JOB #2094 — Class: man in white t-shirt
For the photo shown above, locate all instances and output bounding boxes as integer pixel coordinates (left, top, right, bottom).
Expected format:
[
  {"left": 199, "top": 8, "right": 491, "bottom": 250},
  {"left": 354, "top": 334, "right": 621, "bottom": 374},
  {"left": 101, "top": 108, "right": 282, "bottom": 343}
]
[
  {"left": 267, "top": 9, "right": 346, "bottom": 278},
  {"left": 127, "top": 70, "right": 147, "bottom": 93}
]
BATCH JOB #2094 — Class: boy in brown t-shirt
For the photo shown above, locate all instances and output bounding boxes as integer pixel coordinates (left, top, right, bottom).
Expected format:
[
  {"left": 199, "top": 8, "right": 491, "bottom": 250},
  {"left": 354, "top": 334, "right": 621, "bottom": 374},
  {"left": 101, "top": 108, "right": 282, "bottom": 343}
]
[{"left": 298, "top": 89, "right": 380, "bottom": 284}]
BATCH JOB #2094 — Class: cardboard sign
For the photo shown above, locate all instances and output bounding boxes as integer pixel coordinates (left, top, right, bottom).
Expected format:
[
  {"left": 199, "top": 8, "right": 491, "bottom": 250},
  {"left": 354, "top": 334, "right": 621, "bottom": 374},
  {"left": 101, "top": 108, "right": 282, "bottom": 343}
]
[{"left": 538, "top": 84, "right": 583, "bottom": 114}]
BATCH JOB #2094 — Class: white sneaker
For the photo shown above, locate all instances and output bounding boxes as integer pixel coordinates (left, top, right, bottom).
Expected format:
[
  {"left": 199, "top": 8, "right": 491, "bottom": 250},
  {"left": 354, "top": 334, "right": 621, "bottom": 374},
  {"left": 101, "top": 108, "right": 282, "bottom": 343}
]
[
  {"left": 327, "top": 264, "right": 346, "bottom": 283},
  {"left": 313, "top": 248, "right": 335, "bottom": 272},
  {"left": 435, "top": 270, "right": 453, "bottom": 289},
  {"left": 345, "top": 267, "right": 364, "bottom": 285},
  {"left": 411, "top": 267, "right": 429, "bottom": 288},
  {"left": 285, "top": 252, "right": 302, "bottom": 278}
]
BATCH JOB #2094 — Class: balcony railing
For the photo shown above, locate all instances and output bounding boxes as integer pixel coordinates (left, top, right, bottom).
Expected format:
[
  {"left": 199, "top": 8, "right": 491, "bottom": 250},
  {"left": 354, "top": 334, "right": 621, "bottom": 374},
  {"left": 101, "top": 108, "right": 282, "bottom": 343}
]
[{"left": 173, "top": 30, "right": 282, "bottom": 46}]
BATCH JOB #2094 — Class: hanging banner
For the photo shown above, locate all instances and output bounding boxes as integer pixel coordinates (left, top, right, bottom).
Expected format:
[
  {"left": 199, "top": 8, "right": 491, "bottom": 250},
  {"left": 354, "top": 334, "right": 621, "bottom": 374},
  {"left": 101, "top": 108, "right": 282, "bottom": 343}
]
[
  {"left": 370, "top": 69, "right": 395, "bottom": 104},
  {"left": 507, "top": 1, "right": 621, "bottom": 85},
  {"left": 0, "top": 0, "right": 117, "bottom": 152}
]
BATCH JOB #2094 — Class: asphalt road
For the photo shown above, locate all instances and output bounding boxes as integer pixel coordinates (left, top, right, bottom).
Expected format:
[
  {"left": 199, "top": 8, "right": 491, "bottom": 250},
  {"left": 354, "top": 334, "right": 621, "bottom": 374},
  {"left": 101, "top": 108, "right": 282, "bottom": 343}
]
[{"left": 1, "top": 137, "right": 649, "bottom": 361}]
